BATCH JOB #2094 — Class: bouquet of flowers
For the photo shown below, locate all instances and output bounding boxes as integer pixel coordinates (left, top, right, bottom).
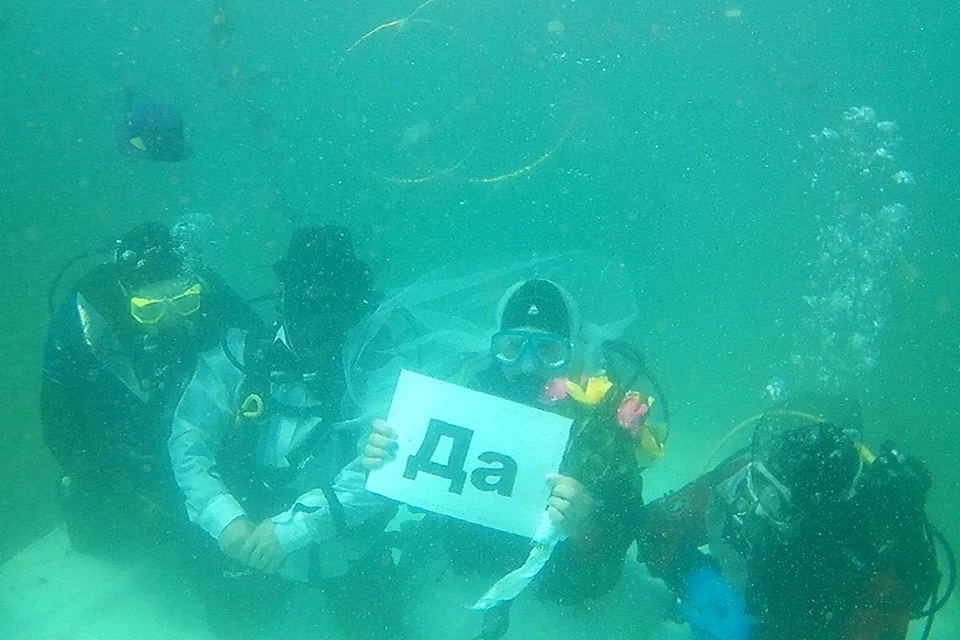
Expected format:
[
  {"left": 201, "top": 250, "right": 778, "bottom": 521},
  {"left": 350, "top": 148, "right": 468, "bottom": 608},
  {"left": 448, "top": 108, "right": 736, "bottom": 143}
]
[
  {"left": 541, "top": 374, "right": 667, "bottom": 493},
  {"left": 471, "top": 374, "right": 667, "bottom": 611},
  {"left": 472, "top": 341, "right": 669, "bottom": 612}
]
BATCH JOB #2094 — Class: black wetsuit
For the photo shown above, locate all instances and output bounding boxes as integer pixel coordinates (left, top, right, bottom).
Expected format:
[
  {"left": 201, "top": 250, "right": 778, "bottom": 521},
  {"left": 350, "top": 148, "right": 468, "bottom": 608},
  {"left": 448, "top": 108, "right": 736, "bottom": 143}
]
[
  {"left": 41, "top": 264, "right": 260, "bottom": 558},
  {"left": 638, "top": 450, "right": 940, "bottom": 640}
]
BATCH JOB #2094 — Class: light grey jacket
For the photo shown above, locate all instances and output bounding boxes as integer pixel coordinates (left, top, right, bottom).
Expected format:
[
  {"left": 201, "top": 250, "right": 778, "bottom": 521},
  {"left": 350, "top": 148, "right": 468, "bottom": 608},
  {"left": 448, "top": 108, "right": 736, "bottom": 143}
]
[{"left": 169, "top": 328, "right": 390, "bottom": 580}]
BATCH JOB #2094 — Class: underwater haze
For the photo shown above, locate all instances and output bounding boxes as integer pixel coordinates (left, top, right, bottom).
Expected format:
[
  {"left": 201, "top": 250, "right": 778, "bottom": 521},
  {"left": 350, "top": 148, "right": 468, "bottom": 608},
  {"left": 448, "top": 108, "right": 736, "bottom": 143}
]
[{"left": 1, "top": 0, "right": 958, "bottom": 637}]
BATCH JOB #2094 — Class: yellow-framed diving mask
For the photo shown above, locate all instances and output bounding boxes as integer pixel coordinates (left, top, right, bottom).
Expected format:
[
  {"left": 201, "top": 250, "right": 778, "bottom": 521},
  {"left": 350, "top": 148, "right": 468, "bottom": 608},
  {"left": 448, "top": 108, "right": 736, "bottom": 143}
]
[{"left": 129, "top": 282, "right": 202, "bottom": 324}]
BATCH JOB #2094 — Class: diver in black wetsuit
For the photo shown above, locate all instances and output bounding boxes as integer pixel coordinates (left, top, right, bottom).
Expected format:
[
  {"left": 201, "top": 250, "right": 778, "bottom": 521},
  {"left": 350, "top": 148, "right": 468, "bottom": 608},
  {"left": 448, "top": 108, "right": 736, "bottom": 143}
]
[
  {"left": 41, "top": 221, "right": 260, "bottom": 559},
  {"left": 637, "top": 396, "right": 949, "bottom": 640}
]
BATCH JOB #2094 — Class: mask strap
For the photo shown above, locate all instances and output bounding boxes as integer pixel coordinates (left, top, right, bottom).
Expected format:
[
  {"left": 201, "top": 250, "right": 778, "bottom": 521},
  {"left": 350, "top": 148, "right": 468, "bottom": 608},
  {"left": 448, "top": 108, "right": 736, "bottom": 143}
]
[
  {"left": 844, "top": 451, "right": 864, "bottom": 500},
  {"left": 748, "top": 461, "right": 794, "bottom": 503}
]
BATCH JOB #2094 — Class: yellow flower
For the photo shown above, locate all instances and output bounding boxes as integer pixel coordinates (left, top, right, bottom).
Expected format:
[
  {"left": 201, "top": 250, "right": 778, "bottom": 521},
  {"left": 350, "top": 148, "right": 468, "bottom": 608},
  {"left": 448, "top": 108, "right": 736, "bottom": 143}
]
[
  {"left": 635, "top": 423, "right": 668, "bottom": 467},
  {"left": 566, "top": 375, "right": 613, "bottom": 405}
]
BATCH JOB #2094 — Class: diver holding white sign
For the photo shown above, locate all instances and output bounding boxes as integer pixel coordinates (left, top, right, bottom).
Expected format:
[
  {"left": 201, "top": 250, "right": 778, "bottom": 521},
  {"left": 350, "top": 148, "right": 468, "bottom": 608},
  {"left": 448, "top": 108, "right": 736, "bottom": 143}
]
[{"left": 352, "top": 257, "right": 669, "bottom": 639}]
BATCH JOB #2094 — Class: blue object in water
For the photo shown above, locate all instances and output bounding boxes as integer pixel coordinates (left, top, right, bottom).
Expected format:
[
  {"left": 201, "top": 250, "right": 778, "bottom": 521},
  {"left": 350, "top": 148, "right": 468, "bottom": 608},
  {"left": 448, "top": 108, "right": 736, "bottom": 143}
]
[
  {"left": 679, "top": 566, "right": 754, "bottom": 640},
  {"left": 117, "top": 100, "right": 191, "bottom": 162}
]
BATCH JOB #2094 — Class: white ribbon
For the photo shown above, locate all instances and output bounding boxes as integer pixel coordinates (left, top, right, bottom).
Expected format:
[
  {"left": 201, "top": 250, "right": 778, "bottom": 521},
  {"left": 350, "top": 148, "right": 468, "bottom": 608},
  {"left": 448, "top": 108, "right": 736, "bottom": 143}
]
[{"left": 470, "top": 514, "right": 568, "bottom": 611}]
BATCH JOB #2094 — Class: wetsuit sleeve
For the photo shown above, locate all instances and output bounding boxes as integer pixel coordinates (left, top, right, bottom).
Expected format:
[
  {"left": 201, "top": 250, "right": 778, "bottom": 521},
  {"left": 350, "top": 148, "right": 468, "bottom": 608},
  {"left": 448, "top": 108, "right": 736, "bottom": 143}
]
[
  {"left": 41, "top": 295, "right": 103, "bottom": 476},
  {"left": 168, "top": 331, "right": 247, "bottom": 541},
  {"left": 540, "top": 472, "right": 645, "bottom": 601},
  {"left": 842, "top": 577, "right": 914, "bottom": 640},
  {"left": 841, "top": 541, "right": 934, "bottom": 639},
  {"left": 842, "top": 486, "right": 940, "bottom": 639},
  {"left": 637, "top": 454, "right": 750, "bottom": 592}
]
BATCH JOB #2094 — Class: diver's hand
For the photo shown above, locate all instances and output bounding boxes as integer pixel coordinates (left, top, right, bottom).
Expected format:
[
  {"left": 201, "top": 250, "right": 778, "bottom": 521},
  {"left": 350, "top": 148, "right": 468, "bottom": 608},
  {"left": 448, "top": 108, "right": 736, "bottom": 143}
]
[
  {"left": 678, "top": 566, "right": 753, "bottom": 640},
  {"left": 238, "top": 520, "right": 286, "bottom": 573},
  {"left": 218, "top": 516, "right": 255, "bottom": 561},
  {"left": 362, "top": 419, "right": 398, "bottom": 471},
  {"left": 546, "top": 474, "right": 595, "bottom": 539}
]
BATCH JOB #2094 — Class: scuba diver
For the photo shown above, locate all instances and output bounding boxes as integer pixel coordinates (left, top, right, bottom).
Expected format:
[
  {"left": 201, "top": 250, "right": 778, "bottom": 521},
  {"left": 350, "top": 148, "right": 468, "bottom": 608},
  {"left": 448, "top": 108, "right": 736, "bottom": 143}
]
[
  {"left": 41, "top": 220, "right": 260, "bottom": 560},
  {"left": 359, "top": 256, "right": 669, "bottom": 639},
  {"left": 168, "top": 225, "right": 402, "bottom": 640},
  {"left": 637, "top": 394, "right": 952, "bottom": 640},
  {"left": 116, "top": 90, "right": 192, "bottom": 161}
]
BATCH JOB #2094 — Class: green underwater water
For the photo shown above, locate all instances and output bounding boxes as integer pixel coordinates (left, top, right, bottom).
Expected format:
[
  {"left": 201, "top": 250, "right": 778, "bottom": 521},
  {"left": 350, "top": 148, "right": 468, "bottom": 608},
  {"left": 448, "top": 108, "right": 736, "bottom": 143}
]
[{"left": 0, "top": 0, "right": 958, "bottom": 610}]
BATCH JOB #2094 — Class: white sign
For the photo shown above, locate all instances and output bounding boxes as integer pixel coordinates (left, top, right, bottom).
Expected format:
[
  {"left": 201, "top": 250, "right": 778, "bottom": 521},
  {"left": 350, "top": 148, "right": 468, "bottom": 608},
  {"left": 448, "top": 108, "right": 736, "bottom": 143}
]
[{"left": 365, "top": 370, "right": 573, "bottom": 539}]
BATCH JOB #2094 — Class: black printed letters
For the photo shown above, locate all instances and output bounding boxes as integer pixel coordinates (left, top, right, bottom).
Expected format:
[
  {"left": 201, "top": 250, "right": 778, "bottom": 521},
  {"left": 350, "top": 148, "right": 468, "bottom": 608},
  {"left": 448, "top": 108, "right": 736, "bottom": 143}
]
[
  {"left": 470, "top": 451, "right": 518, "bottom": 496},
  {"left": 404, "top": 419, "right": 517, "bottom": 497},
  {"left": 404, "top": 419, "right": 471, "bottom": 493}
]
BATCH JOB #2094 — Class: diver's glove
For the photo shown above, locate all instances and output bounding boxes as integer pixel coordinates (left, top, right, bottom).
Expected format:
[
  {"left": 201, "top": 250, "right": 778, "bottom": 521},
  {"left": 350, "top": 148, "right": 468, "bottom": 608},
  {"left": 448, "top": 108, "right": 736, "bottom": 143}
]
[{"left": 677, "top": 566, "right": 753, "bottom": 640}]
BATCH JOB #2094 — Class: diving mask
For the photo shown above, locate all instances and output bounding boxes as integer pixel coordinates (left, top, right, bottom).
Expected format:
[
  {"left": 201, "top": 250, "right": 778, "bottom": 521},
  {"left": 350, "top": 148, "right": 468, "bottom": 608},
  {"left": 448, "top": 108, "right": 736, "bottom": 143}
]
[
  {"left": 743, "top": 452, "right": 863, "bottom": 528},
  {"left": 129, "top": 282, "right": 202, "bottom": 324},
  {"left": 712, "top": 463, "right": 796, "bottom": 553},
  {"left": 746, "top": 461, "right": 795, "bottom": 525},
  {"left": 490, "top": 330, "right": 572, "bottom": 370}
]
